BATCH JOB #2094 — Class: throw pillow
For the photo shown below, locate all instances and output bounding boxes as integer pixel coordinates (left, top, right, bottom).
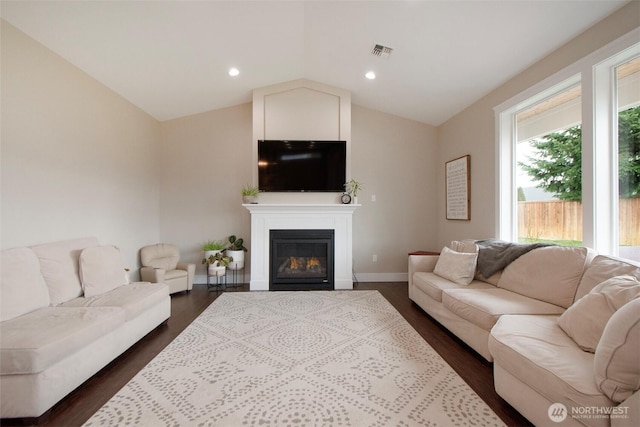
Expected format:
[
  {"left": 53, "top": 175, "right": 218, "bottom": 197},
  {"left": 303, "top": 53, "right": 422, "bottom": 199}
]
[
  {"left": 433, "top": 246, "right": 478, "bottom": 286},
  {"left": 0, "top": 247, "right": 51, "bottom": 322},
  {"left": 558, "top": 275, "right": 640, "bottom": 352},
  {"left": 79, "top": 245, "right": 126, "bottom": 298},
  {"left": 594, "top": 298, "right": 640, "bottom": 403}
]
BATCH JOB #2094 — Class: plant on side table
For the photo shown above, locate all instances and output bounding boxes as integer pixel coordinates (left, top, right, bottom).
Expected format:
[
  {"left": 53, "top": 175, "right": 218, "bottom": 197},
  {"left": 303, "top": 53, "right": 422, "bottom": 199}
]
[{"left": 225, "top": 235, "right": 247, "bottom": 270}]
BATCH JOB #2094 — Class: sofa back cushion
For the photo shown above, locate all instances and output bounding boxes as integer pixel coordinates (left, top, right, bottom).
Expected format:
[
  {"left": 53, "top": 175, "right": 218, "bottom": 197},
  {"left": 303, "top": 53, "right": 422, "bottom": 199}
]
[
  {"left": 31, "top": 237, "right": 99, "bottom": 305},
  {"left": 79, "top": 245, "right": 126, "bottom": 298},
  {"left": 497, "top": 246, "right": 594, "bottom": 308},
  {"left": 558, "top": 275, "right": 640, "bottom": 352},
  {"left": 574, "top": 255, "right": 640, "bottom": 301},
  {"left": 594, "top": 298, "right": 640, "bottom": 403},
  {"left": 1, "top": 247, "right": 51, "bottom": 322},
  {"left": 140, "top": 243, "right": 179, "bottom": 271}
]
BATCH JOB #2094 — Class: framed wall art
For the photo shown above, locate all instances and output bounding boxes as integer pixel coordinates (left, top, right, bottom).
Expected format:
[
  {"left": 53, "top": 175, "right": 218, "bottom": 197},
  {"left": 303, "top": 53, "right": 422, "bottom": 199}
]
[{"left": 446, "top": 155, "right": 470, "bottom": 220}]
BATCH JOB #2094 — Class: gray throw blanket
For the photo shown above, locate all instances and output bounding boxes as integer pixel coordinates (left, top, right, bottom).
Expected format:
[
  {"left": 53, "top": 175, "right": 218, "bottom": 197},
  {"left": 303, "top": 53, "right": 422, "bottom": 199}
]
[{"left": 475, "top": 239, "right": 553, "bottom": 278}]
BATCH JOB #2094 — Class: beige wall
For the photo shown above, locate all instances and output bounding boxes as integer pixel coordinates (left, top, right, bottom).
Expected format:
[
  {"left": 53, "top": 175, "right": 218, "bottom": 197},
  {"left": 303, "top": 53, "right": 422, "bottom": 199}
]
[
  {"left": 159, "top": 104, "right": 254, "bottom": 279},
  {"left": 0, "top": 21, "right": 161, "bottom": 276},
  {"left": 351, "top": 105, "right": 437, "bottom": 280},
  {"left": 436, "top": 1, "right": 640, "bottom": 250}
]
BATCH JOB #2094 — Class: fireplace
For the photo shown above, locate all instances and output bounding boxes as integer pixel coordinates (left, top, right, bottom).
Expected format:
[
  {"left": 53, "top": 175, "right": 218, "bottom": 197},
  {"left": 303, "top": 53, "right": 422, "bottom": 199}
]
[{"left": 270, "top": 229, "right": 334, "bottom": 291}]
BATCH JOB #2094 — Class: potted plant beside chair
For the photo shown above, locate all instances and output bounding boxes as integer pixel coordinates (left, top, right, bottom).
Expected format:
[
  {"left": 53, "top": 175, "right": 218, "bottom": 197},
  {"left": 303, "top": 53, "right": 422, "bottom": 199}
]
[
  {"left": 202, "top": 239, "right": 225, "bottom": 269},
  {"left": 225, "top": 235, "right": 247, "bottom": 270},
  {"left": 202, "top": 251, "right": 232, "bottom": 276}
]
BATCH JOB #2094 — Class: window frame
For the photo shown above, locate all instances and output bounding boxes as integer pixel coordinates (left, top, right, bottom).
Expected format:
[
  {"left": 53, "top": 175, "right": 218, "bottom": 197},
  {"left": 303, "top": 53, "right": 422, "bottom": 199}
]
[{"left": 495, "top": 29, "right": 640, "bottom": 256}]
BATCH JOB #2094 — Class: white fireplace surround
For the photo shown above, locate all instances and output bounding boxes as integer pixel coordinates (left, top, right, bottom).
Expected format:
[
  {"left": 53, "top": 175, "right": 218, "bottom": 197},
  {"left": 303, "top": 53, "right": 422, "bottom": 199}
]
[{"left": 243, "top": 204, "right": 359, "bottom": 291}]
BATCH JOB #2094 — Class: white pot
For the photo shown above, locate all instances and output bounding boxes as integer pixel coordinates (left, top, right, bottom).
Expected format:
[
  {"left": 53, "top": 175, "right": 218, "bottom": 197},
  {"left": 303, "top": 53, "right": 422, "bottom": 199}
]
[
  {"left": 243, "top": 195, "right": 257, "bottom": 204},
  {"left": 226, "top": 250, "right": 245, "bottom": 270},
  {"left": 208, "top": 263, "right": 226, "bottom": 276}
]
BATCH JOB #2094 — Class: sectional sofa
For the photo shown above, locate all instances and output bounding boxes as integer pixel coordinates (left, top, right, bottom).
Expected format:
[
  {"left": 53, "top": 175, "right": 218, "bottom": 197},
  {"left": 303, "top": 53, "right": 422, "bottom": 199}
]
[
  {"left": 409, "top": 240, "right": 640, "bottom": 427},
  {"left": 0, "top": 237, "right": 171, "bottom": 419}
]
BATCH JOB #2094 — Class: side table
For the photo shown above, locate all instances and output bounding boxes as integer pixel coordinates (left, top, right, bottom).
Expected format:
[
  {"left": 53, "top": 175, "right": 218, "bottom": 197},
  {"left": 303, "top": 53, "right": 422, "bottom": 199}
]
[{"left": 408, "top": 250, "right": 440, "bottom": 256}]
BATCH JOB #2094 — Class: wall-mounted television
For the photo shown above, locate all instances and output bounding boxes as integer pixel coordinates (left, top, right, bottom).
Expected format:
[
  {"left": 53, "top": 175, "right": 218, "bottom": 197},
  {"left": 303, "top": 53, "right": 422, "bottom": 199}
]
[{"left": 258, "top": 140, "right": 346, "bottom": 192}]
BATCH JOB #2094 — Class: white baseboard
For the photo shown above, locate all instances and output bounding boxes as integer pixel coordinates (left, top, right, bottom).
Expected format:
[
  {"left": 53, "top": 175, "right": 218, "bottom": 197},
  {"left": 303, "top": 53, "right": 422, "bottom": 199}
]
[
  {"left": 353, "top": 272, "right": 408, "bottom": 283},
  {"left": 195, "top": 272, "right": 407, "bottom": 286}
]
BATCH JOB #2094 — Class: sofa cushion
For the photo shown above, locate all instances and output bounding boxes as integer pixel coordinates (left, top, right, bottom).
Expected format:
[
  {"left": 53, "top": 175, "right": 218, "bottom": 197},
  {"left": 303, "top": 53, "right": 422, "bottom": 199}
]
[
  {"left": 558, "top": 275, "right": 640, "bottom": 352},
  {"left": 79, "top": 245, "right": 126, "bottom": 298},
  {"left": 443, "top": 288, "right": 565, "bottom": 331},
  {"left": 489, "top": 314, "right": 614, "bottom": 412},
  {"left": 594, "top": 299, "right": 640, "bottom": 403},
  {"left": 0, "top": 248, "right": 50, "bottom": 322},
  {"left": 31, "top": 237, "right": 100, "bottom": 305},
  {"left": 61, "top": 282, "right": 169, "bottom": 321},
  {"left": 575, "top": 255, "right": 640, "bottom": 301},
  {"left": 412, "top": 272, "right": 494, "bottom": 302},
  {"left": 0, "top": 306, "right": 125, "bottom": 375},
  {"left": 497, "top": 246, "right": 594, "bottom": 308},
  {"left": 433, "top": 246, "right": 478, "bottom": 286}
]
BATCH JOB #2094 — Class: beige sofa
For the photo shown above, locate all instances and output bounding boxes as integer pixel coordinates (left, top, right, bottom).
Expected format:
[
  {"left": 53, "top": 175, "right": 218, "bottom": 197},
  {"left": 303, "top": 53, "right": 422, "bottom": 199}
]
[
  {"left": 0, "top": 237, "right": 171, "bottom": 419},
  {"left": 408, "top": 240, "right": 640, "bottom": 427}
]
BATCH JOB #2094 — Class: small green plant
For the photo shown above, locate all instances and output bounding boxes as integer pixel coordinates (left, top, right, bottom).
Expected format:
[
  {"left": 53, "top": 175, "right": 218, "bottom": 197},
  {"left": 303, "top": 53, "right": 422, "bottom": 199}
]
[
  {"left": 202, "top": 239, "right": 226, "bottom": 251},
  {"left": 202, "top": 251, "right": 232, "bottom": 266},
  {"left": 226, "top": 235, "right": 247, "bottom": 252},
  {"left": 344, "top": 179, "right": 363, "bottom": 197},
  {"left": 241, "top": 185, "right": 259, "bottom": 197}
]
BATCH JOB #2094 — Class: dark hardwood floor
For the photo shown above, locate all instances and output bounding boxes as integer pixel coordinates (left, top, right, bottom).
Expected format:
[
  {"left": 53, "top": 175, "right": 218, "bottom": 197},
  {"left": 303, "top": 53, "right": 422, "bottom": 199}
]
[{"left": 2, "top": 283, "right": 531, "bottom": 427}]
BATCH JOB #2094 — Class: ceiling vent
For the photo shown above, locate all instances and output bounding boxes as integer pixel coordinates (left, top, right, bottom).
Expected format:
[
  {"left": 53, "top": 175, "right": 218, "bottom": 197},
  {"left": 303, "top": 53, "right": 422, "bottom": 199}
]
[{"left": 371, "top": 44, "right": 393, "bottom": 58}]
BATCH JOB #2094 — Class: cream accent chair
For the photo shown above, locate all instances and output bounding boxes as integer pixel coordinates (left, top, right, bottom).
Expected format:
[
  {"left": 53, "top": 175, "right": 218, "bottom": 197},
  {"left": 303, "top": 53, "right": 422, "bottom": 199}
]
[{"left": 140, "top": 243, "right": 195, "bottom": 294}]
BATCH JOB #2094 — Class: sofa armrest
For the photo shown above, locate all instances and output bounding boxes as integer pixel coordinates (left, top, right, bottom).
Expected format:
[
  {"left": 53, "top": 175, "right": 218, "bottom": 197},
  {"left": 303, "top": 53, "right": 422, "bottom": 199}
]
[
  {"left": 176, "top": 262, "right": 196, "bottom": 290},
  {"left": 613, "top": 390, "right": 639, "bottom": 427},
  {"left": 140, "top": 266, "right": 166, "bottom": 283},
  {"left": 408, "top": 255, "right": 439, "bottom": 298}
]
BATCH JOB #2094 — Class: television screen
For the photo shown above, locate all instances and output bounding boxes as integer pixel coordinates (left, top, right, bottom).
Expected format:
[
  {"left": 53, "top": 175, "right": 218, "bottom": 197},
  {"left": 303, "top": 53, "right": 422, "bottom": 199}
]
[{"left": 258, "top": 140, "right": 346, "bottom": 192}]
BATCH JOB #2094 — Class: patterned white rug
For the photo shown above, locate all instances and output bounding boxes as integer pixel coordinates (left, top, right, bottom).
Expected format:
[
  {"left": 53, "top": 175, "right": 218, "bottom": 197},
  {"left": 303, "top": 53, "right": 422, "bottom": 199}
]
[{"left": 84, "top": 291, "right": 505, "bottom": 426}]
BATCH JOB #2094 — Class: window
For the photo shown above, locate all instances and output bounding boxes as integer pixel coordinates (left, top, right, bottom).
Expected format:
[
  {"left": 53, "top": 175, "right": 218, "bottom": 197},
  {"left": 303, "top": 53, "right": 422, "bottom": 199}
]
[
  {"left": 515, "top": 83, "right": 582, "bottom": 246},
  {"left": 616, "top": 57, "right": 640, "bottom": 261},
  {"left": 496, "top": 31, "right": 640, "bottom": 261}
]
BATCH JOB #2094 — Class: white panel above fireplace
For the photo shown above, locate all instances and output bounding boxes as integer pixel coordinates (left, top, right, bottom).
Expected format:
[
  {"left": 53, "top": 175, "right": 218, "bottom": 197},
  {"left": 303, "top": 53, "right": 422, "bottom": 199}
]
[{"left": 244, "top": 203, "right": 360, "bottom": 291}]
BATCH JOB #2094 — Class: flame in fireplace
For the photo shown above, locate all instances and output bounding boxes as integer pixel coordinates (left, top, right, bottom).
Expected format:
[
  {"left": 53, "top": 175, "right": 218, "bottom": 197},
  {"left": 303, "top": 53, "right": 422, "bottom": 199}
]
[
  {"left": 307, "top": 257, "right": 320, "bottom": 269},
  {"left": 289, "top": 256, "right": 303, "bottom": 270}
]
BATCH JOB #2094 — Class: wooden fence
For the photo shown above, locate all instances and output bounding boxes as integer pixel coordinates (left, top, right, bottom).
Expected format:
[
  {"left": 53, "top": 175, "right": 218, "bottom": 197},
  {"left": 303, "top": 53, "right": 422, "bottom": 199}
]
[{"left": 518, "top": 198, "right": 640, "bottom": 245}]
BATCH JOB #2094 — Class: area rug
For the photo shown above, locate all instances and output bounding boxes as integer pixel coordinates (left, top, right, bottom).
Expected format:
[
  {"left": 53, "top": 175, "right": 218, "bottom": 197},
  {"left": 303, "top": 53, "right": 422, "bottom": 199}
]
[{"left": 84, "top": 291, "right": 505, "bottom": 426}]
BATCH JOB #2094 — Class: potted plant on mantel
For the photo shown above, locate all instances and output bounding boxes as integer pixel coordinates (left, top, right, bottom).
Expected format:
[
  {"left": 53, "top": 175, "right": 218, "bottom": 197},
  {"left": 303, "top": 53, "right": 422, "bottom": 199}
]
[
  {"left": 202, "top": 252, "right": 232, "bottom": 276},
  {"left": 225, "top": 235, "right": 247, "bottom": 270},
  {"left": 344, "top": 179, "right": 363, "bottom": 204},
  {"left": 242, "top": 184, "right": 260, "bottom": 204}
]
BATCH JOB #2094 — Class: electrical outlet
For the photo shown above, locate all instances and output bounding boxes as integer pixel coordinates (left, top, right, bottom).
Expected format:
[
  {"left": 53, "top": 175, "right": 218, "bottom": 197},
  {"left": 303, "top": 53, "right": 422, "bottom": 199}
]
[
  {"left": 371, "top": 194, "right": 377, "bottom": 202},
  {"left": 372, "top": 254, "right": 378, "bottom": 262}
]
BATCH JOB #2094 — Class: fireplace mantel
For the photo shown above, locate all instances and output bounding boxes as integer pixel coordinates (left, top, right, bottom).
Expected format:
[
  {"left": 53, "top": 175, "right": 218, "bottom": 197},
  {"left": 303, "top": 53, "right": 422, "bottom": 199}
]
[{"left": 243, "top": 204, "right": 360, "bottom": 291}]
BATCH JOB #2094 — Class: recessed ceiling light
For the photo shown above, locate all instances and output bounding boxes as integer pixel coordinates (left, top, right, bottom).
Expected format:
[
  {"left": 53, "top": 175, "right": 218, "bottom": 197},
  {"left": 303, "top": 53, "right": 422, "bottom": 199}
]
[
  {"left": 228, "top": 67, "right": 240, "bottom": 77},
  {"left": 365, "top": 71, "right": 376, "bottom": 80}
]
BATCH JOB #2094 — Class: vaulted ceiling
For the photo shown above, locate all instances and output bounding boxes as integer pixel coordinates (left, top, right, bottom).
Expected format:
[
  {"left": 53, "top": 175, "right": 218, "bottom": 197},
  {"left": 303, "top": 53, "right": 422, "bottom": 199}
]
[{"left": 0, "top": 1, "right": 631, "bottom": 125}]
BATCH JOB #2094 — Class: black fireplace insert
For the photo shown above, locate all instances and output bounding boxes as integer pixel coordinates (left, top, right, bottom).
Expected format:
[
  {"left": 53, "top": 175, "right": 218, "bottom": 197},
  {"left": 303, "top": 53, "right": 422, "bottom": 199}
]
[{"left": 269, "top": 229, "right": 334, "bottom": 291}]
